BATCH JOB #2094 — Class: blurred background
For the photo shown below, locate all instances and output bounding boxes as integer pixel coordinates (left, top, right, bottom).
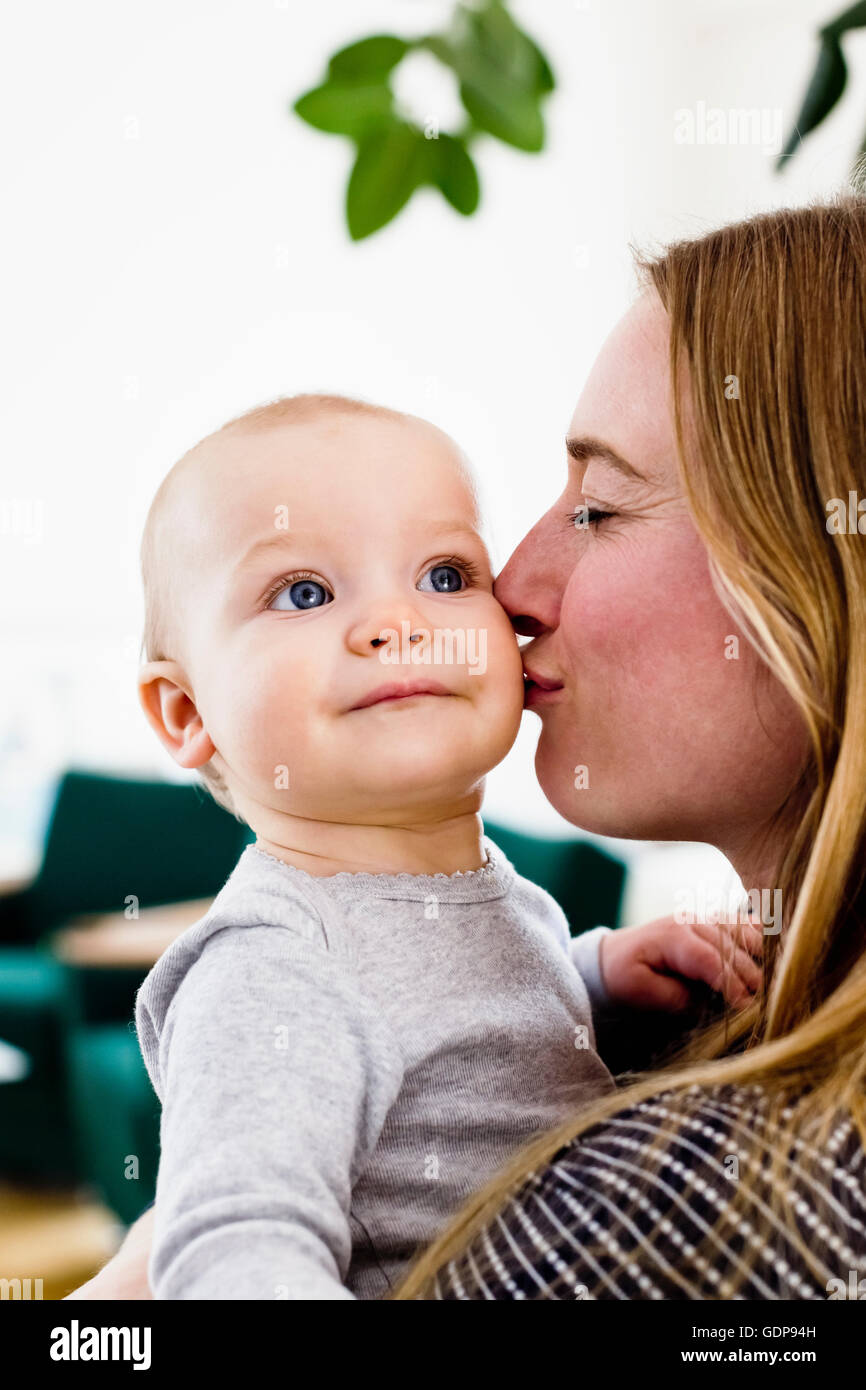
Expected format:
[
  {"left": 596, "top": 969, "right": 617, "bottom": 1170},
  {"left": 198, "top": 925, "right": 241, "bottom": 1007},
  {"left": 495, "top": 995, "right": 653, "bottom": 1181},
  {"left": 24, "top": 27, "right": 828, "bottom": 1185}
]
[{"left": 1, "top": 0, "right": 863, "bottom": 1297}]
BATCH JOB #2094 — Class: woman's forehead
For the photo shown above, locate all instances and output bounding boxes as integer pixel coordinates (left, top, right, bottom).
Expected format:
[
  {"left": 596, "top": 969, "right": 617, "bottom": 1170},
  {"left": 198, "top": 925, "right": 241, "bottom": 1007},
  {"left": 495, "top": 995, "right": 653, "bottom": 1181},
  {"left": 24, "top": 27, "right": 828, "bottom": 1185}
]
[{"left": 568, "top": 293, "right": 675, "bottom": 485}]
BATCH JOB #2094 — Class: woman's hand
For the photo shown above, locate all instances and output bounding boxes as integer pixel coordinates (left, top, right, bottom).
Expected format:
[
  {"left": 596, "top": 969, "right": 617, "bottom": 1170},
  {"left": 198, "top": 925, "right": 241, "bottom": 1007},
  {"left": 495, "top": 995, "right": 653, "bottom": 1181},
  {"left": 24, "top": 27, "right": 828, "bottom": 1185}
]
[
  {"left": 64, "top": 1206, "right": 155, "bottom": 1300},
  {"left": 600, "top": 913, "right": 763, "bottom": 1012}
]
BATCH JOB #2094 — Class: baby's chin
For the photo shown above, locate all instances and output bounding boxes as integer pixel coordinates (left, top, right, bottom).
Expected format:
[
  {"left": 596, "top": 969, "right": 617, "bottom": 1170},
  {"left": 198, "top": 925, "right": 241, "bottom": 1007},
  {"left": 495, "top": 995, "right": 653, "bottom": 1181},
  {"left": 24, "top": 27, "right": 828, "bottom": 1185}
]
[
  {"left": 254, "top": 721, "right": 514, "bottom": 814},
  {"left": 351, "top": 698, "right": 520, "bottom": 762},
  {"left": 345, "top": 737, "right": 501, "bottom": 799}
]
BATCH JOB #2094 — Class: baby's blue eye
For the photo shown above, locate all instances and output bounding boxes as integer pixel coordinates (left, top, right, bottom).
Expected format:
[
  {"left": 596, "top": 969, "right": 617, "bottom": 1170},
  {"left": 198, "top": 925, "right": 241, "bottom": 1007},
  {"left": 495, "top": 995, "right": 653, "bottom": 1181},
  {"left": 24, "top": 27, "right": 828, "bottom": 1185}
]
[
  {"left": 419, "top": 564, "right": 465, "bottom": 594},
  {"left": 269, "top": 577, "right": 333, "bottom": 611}
]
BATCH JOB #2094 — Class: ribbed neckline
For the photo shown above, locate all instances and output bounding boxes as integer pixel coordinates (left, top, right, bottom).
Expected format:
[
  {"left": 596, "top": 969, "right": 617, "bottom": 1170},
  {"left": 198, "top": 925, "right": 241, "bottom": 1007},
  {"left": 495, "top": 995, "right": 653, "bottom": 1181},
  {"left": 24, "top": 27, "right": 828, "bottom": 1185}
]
[{"left": 246, "top": 833, "right": 515, "bottom": 902}]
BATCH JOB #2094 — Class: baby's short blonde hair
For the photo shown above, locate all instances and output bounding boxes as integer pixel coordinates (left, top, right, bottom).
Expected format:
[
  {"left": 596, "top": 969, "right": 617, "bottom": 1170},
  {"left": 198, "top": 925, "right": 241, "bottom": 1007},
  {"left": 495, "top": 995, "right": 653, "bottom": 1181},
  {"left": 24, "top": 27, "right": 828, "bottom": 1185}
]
[{"left": 140, "top": 393, "right": 425, "bottom": 818}]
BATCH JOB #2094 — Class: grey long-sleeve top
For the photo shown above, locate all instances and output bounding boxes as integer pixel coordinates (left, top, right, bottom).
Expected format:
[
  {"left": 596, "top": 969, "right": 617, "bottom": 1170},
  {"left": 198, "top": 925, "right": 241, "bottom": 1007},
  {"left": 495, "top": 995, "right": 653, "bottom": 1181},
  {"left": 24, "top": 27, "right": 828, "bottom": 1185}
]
[{"left": 134, "top": 834, "right": 616, "bottom": 1300}]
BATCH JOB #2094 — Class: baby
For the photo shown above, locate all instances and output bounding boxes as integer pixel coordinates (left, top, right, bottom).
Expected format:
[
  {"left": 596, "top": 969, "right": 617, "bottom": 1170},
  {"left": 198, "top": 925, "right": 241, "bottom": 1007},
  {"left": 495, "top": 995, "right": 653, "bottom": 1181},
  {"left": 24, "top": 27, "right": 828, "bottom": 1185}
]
[{"left": 133, "top": 393, "right": 754, "bottom": 1300}]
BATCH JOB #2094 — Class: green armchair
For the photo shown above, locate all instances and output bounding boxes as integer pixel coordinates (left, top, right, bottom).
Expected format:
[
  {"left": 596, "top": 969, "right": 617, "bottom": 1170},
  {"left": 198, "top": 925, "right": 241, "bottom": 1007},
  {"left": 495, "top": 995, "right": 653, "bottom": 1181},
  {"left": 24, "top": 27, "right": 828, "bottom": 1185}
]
[{"left": 0, "top": 768, "right": 252, "bottom": 1203}]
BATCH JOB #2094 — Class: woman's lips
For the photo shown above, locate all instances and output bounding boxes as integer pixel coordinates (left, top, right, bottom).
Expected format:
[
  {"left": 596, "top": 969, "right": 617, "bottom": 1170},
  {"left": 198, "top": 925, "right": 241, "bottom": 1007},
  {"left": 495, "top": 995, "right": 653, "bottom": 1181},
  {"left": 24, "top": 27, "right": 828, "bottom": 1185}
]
[{"left": 523, "top": 666, "right": 565, "bottom": 709}]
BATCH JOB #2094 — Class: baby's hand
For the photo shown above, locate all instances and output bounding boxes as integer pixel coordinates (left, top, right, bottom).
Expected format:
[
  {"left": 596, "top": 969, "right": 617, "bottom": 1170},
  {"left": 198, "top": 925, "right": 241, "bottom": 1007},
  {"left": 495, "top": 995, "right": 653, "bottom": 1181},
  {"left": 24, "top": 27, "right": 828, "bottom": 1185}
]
[{"left": 600, "top": 914, "right": 763, "bottom": 1012}]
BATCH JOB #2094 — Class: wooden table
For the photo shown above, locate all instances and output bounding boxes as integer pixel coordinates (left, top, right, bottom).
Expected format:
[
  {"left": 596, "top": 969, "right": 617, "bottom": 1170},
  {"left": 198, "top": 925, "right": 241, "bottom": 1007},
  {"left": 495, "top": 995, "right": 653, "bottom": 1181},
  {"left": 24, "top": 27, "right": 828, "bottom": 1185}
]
[
  {"left": 49, "top": 898, "right": 213, "bottom": 969},
  {"left": 0, "top": 872, "right": 35, "bottom": 897}
]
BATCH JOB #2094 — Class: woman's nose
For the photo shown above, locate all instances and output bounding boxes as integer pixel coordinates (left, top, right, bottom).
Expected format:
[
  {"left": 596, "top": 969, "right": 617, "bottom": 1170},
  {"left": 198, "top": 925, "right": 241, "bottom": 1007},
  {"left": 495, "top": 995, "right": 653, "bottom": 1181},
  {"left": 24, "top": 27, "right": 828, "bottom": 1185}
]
[{"left": 494, "top": 514, "right": 564, "bottom": 636}]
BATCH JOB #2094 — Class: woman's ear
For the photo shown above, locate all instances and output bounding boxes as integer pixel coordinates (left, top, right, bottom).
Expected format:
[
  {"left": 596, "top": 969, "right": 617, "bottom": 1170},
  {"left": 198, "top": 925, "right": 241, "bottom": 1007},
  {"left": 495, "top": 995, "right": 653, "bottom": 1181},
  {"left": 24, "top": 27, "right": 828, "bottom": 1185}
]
[{"left": 138, "top": 660, "right": 216, "bottom": 770}]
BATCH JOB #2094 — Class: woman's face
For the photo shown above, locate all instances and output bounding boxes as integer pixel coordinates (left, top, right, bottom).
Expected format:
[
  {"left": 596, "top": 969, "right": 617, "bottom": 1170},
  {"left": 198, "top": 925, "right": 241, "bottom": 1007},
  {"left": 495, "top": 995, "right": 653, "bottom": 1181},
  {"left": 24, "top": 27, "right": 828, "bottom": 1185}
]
[{"left": 494, "top": 291, "right": 808, "bottom": 859}]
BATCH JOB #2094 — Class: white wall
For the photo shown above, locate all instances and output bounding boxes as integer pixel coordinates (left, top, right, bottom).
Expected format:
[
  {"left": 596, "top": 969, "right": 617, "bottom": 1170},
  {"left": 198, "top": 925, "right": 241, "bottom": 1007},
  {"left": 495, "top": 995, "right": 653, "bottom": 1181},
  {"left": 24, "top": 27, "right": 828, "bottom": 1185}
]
[{"left": 2, "top": 0, "right": 862, "bottom": 912}]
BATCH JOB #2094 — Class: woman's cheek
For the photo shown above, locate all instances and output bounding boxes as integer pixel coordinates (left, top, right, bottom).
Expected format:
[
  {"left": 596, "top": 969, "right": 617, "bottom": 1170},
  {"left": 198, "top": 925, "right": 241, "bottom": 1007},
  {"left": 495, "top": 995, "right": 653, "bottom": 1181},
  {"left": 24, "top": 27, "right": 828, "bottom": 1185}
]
[
  {"left": 553, "top": 537, "right": 734, "bottom": 799},
  {"left": 559, "top": 556, "right": 665, "bottom": 679},
  {"left": 563, "top": 526, "right": 730, "bottom": 680}
]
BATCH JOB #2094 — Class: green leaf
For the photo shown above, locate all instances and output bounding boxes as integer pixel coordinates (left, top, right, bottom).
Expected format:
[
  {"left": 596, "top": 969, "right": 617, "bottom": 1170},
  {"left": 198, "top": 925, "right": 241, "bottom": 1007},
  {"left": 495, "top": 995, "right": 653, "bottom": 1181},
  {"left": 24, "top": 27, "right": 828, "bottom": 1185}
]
[
  {"left": 776, "top": 35, "right": 847, "bottom": 168},
  {"left": 421, "top": 14, "right": 550, "bottom": 151},
  {"left": 346, "top": 123, "right": 426, "bottom": 240},
  {"left": 462, "top": 1, "right": 554, "bottom": 96},
  {"left": 328, "top": 35, "right": 410, "bottom": 81},
  {"left": 425, "top": 133, "right": 480, "bottom": 214},
  {"left": 423, "top": 11, "right": 554, "bottom": 99},
  {"left": 420, "top": 34, "right": 456, "bottom": 68},
  {"left": 460, "top": 78, "right": 545, "bottom": 152},
  {"left": 524, "top": 34, "right": 556, "bottom": 95},
  {"left": 294, "top": 81, "right": 394, "bottom": 138},
  {"left": 821, "top": 1, "right": 866, "bottom": 41}
]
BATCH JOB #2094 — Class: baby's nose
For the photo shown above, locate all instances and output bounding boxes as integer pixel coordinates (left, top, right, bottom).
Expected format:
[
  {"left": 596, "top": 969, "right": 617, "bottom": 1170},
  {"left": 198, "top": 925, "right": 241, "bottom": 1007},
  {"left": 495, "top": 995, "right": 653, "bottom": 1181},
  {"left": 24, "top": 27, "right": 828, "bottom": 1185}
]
[{"left": 370, "top": 630, "right": 424, "bottom": 648}]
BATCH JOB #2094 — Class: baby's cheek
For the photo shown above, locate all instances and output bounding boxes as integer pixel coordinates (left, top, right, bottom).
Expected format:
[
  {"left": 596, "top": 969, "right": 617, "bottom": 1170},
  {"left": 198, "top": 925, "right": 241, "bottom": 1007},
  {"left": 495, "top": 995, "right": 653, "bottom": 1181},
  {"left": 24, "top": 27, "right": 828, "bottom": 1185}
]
[
  {"left": 213, "top": 656, "right": 299, "bottom": 782},
  {"left": 483, "top": 607, "right": 525, "bottom": 705}
]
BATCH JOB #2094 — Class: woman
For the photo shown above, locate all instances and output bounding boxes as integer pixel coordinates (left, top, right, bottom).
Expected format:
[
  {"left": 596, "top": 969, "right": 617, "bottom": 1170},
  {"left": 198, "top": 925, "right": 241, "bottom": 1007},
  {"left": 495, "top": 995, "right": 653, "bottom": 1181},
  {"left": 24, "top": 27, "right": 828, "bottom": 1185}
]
[
  {"left": 70, "top": 189, "right": 866, "bottom": 1301},
  {"left": 392, "top": 189, "right": 866, "bottom": 1299}
]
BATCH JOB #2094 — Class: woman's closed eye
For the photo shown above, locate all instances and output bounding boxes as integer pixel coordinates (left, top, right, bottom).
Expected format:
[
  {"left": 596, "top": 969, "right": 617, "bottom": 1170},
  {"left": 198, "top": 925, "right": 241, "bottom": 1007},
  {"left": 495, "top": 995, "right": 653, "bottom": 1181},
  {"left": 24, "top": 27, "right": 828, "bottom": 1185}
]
[
  {"left": 564, "top": 506, "right": 616, "bottom": 531},
  {"left": 264, "top": 557, "right": 482, "bottom": 612}
]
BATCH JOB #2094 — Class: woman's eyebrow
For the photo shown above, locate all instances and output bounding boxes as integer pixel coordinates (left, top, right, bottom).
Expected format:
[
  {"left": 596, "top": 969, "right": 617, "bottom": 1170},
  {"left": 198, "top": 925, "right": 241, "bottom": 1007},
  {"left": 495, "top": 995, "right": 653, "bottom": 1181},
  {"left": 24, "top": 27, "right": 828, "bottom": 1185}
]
[{"left": 565, "top": 434, "right": 646, "bottom": 482}]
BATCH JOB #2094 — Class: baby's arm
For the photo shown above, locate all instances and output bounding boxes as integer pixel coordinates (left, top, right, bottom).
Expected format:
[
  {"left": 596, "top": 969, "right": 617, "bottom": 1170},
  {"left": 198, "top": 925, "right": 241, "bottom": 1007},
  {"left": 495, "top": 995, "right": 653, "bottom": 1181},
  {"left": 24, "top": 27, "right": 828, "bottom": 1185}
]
[
  {"left": 568, "top": 925, "right": 614, "bottom": 1012},
  {"left": 144, "top": 924, "right": 403, "bottom": 1300},
  {"left": 570, "top": 915, "right": 762, "bottom": 1011}
]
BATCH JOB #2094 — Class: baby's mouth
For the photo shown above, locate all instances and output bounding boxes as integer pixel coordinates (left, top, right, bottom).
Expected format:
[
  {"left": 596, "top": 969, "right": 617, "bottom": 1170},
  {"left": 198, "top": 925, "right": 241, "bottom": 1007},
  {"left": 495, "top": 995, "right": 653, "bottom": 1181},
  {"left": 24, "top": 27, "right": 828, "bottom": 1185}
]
[{"left": 349, "top": 679, "right": 453, "bottom": 711}]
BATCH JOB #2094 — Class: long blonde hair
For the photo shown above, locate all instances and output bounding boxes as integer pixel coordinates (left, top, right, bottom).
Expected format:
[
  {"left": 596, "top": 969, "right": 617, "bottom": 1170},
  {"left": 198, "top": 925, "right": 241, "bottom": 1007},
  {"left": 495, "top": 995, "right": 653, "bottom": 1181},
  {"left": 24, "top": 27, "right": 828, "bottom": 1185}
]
[{"left": 393, "top": 189, "right": 866, "bottom": 1299}]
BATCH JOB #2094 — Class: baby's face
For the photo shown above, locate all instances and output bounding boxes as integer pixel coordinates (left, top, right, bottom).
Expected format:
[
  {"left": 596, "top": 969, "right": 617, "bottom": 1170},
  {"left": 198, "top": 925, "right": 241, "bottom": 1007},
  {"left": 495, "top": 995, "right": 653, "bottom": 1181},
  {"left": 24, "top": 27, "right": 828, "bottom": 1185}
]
[{"left": 169, "top": 412, "right": 525, "bottom": 827}]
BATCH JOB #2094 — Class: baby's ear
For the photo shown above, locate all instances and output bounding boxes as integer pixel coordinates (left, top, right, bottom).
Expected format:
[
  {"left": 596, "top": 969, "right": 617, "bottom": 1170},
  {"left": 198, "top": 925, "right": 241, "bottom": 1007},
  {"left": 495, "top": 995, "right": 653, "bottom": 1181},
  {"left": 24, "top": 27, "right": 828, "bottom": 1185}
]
[{"left": 138, "top": 660, "right": 216, "bottom": 770}]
